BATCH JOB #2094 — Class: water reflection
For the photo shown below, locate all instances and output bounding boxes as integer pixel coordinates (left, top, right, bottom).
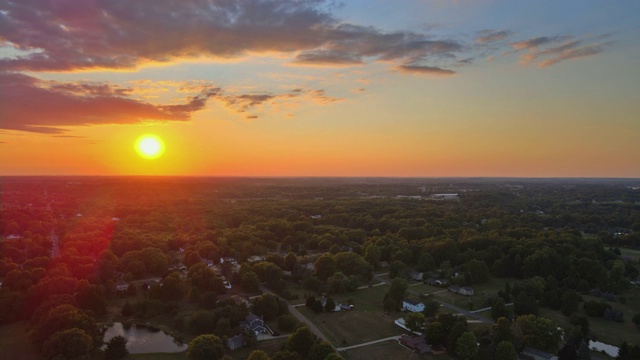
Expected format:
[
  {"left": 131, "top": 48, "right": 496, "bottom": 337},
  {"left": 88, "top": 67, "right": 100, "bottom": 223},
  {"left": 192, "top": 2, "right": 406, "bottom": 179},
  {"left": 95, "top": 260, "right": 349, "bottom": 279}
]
[{"left": 103, "top": 322, "right": 187, "bottom": 354}]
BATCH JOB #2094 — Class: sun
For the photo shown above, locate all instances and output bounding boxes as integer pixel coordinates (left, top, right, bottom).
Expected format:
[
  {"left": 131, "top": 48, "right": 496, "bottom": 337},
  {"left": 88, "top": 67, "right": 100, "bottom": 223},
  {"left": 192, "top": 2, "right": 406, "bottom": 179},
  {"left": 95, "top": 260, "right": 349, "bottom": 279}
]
[{"left": 135, "top": 134, "right": 165, "bottom": 159}]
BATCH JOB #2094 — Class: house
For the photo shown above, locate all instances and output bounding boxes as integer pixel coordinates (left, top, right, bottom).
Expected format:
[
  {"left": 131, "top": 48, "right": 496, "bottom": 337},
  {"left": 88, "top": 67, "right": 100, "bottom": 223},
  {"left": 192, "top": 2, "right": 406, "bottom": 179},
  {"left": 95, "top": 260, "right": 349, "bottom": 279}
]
[
  {"left": 521, "top": 347, "right": 558, "bottom": 360},
  {"left": 448, "top": 285, "right": 475, "bottom": 296},
  {"left": 409, "top": 271, "right": 424, "bottom": 281},
  {"left": 403, "top": 299, "right": 425, "bottom": 313},
  {"left": 399, "top": 334, "right": 431, "bottom": 354},
  {"left": 226, "top": 334, "right": 245, "bottom": 350},
  {"left": 459, "top": 286, "right": 475, "bottom": 296},
  {"left": 426, "top": 277, "right": 448, "bottom": 287},
  {"left": 116, "top": 280, "right": 129, "bottom": 292},
  {"left": 247, "top": 255, "right": 266, "bottom": 263},
  {"left": 201, "top": 259, "right": 214, "bottom": 267},
  {"left": 245, "top": 314, "right": 266, "bottom": 335}
]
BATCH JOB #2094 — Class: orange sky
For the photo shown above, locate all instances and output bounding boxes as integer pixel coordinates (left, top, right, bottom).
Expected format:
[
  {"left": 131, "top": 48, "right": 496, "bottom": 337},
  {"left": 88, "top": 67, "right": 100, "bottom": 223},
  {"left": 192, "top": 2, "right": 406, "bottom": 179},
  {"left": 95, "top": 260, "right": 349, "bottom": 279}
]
[{"left": 1, "top": 1, "right": 639, "bottom": 177}]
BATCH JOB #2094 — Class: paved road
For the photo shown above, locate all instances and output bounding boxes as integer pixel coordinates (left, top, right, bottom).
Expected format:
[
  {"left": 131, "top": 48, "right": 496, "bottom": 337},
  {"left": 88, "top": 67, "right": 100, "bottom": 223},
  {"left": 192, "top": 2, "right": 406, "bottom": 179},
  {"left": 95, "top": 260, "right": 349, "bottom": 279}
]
[
  {"left": 259, "top": 285, "right": 334, "bottom": 347},
  {"left": 335, "top": 335, "right": 401, "bottom": 351}
]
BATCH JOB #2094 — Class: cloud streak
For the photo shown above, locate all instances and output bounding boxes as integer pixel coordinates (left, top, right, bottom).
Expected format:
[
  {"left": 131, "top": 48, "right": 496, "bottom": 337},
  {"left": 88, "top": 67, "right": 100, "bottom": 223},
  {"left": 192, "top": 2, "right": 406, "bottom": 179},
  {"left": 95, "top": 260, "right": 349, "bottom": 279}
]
[{"left": 509, "top": 35, "right": 610, "bottom": 67}]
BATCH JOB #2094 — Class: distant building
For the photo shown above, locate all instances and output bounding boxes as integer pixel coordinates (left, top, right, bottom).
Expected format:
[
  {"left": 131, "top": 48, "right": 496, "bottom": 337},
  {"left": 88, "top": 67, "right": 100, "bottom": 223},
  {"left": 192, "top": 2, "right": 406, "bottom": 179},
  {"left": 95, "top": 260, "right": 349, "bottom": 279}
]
[
  {"left": 116, "top": 280, "right": 129, "bottom": 292},
  {"left": 247, "top": 255, "right": 266, "bottom": 263},
  {"left": 403, "top": 299, "right": 425, "bottom": 313},
  {"left": 426, "top": 278, "right": 448, "bottom": 287},
  {"left": 448, "top": 285, "right": 474, "bottom": 296},
  {"left": 244, "top": 314, "right": 266, "bottom": 336},
  {"left": 521, "top": 347, "right": 558, "bottom": 360},
  {"left": 226, "top": 334, "right": 245, "bottom": 350},
  {"left": 429, "top": 193, "right": 459, "bottom": 200},
  {"left": 409, "top": 271, "right": 424, "bottom": 281},
  {"left": 399, "top": 334, "right": 431, "bottom": 354}
]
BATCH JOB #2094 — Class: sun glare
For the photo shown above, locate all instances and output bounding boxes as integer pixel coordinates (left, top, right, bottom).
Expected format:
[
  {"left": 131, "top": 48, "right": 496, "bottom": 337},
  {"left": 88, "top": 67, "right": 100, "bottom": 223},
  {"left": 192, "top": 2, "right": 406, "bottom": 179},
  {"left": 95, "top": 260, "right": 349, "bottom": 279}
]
[{"left": 135, "top": 134, "right": 165, "bottom": 159}]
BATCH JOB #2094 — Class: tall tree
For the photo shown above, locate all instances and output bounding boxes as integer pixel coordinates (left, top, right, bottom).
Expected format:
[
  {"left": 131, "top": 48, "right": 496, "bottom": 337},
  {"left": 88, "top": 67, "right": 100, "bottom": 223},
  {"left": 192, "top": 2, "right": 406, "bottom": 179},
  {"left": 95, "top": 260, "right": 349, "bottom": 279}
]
[
  {"left": 455, "top": 331, "right": 478, "bottom": 360},
  {"left": 187, "top": 334, "right": 224, "bottom": 360}
]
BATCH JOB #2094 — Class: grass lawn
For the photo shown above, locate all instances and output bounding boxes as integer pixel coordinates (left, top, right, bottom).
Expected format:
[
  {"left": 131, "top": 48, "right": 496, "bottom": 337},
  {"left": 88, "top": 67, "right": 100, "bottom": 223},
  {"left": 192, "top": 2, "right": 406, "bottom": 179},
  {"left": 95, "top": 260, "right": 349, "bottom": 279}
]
[
  {"left": 619, "top": 247, "right": 640, "bottom": 261},
  {"left": 296, "top": 286, "right": 407, "bottom": 347},
  {"left": 344, "top": 340, "right": 455, "bottom": 360},
  {"left": 0, "top": 321, "right": 39, "bottom": 360},
  {"left": 129, "top": 353, "right": 187, "bottom": 360}
]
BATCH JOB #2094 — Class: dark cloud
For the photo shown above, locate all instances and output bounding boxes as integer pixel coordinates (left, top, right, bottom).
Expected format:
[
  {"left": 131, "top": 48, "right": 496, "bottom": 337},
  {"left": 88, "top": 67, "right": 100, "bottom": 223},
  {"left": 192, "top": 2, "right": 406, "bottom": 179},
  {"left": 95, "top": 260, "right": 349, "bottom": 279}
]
[
  {"left": 476, "top": 30, "right": 511, "bottom": 43},
  {"left": 395, "top": 65, "right": 455, "bottom": 76},
  {"left": 0, "top": 0, "right": 465, "bottom": 73},
  {"left": 0, "top": 72, "right": 218, "bottom": 133}
]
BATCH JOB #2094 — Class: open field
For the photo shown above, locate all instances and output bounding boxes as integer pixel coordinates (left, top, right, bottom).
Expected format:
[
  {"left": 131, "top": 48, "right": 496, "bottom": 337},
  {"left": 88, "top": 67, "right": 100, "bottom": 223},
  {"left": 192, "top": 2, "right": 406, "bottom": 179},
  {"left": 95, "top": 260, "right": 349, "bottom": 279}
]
[
  {"left": 296, "top": 285, "right": 407, "bottom": 346},
  {"left": 343, "top": 339, "right": 455, "bottom": 360},
  {"left": 619, "top": 247, "right": 640, "bottom": 261}
]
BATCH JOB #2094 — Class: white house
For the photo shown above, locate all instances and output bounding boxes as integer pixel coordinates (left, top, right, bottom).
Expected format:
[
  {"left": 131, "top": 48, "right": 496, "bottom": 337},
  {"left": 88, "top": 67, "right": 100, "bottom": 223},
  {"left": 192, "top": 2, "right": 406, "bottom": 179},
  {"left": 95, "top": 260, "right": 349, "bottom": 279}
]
[{"left": 402, "top": 299, "right": 425, "bottom": 313}]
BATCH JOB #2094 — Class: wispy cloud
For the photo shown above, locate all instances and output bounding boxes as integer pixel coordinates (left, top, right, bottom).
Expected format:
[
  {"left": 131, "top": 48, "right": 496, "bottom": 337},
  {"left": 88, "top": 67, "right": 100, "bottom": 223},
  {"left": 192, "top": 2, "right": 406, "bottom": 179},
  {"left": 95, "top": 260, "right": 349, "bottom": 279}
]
[
  {"left": 509, "top": 35, "right": 610, "bottom": 67},
  {"left": 476, "top": 30, "right": 511, "bottom": 44},
  {"left": 395, "top": 64, "right": 455, "bottom": 76}
]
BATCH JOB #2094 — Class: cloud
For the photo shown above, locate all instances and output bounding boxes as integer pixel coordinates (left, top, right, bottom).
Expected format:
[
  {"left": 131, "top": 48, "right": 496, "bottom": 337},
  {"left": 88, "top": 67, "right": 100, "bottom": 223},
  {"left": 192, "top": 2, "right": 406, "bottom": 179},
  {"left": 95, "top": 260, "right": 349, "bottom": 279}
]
[
  {"left": 476, "top": 30, "right": 511, "bottom": 44},
  {"left": 0, "top": 0, "right": 465, "bottom": 74},
  {"left": 509, "top": 35, "right": 611, "bottom": 67},
  {"left": 395, "top": 65, "right": 455, "bottom": 76},
  {"left": 218, "top": 88, "right": 343, "bottom": 118},
  {"left": 510, "top": 36, "right": 565, "bottom": 51},
  {"left": 0, "top": 72, "right": 219, "bottom": 133},
  {"left": 539, "top": 43, "right": 605, "bottom": 68}
]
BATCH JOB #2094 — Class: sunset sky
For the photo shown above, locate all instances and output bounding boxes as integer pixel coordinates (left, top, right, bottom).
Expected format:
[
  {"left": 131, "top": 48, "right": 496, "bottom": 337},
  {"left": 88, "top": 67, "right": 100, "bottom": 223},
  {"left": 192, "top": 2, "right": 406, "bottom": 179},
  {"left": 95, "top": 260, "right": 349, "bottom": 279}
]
[{"left": 1, "top": 0, "right": 639, "bottom": 177}]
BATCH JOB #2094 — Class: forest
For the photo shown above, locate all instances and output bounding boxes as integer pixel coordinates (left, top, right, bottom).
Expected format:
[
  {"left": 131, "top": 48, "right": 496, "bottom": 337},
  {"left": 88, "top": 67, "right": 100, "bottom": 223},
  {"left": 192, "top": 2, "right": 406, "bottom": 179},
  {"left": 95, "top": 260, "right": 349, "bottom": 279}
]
[{"left": 1, "top": 176, "right": 640, "bottom": 360}]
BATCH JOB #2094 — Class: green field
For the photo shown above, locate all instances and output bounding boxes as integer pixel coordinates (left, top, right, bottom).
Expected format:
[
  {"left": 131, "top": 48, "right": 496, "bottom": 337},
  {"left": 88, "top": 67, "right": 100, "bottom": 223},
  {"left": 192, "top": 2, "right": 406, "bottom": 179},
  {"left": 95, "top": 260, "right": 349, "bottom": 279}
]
[
  {"left": 296, "top": 285, "right": 407, "bottom": 346},
  {"left": 344, "top": 340, "right": 455, "bottom": 360}
]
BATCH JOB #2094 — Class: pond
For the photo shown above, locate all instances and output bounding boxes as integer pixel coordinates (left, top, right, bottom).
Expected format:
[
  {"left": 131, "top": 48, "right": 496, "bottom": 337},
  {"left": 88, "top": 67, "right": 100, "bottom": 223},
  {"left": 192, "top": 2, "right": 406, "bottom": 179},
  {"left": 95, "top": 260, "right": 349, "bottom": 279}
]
[
  {"left": 103, "top": 322, "right": 187, "bottom": 354},
  {"left": 589, "top": 340, "right": 619, "bottom": 357}
]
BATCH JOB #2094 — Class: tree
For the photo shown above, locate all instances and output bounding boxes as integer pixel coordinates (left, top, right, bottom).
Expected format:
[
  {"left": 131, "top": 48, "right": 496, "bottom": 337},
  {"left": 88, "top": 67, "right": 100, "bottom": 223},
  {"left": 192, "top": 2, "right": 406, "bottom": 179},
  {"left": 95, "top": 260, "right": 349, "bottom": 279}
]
[
  {"left": 240, "top": 271, "right": 260, "bottom": 293},
  {"left": 495, "top": 340, "right": 517, "bottom": 360},
  {"left": 424, "top": 321, "right": 445, "bottom": 346},
  {"left": 492, "top": 297, "right": 509, "bottom": 321},
  {"left": 272, "top": 350, "right": 301, "bottom": 360},
  {"left": 187, "top": 334, "right": 224, "bottom": 360},
  {"left": 324, "top": 297, "right": 336, "bottom": 312},
  {"left": 558, "top": 342, "right": 578, "bottom": 360},
  {"left": 383, "top": 278, "right": 408, "bottom": 313},
  {"left": 121, "top": 301, "right": 133, "bottom": 317},
  {"left": 104, "top": 335, "right": 129, "bottom": 359},
  {"left": 389, "top": 260, "right": 408, "bottom": 279},
  {"left": 492, "top": 317, "right": 514, "bottom": 345},
  {"left": 514, "top": 291, "right": 538, "bottom": 316},
  {"left": 314, "top": 254, "right": 336, "bottom": 281},
  {"left": 632, "top": 313, "right": 640, "bottom": 329},
  {"left": 308, "top": 341, "right": 334, "bottom": 360},
  {"left": 577, "top": 340, "right": 591, "bottom": 360},
  {"left": 455, "top": 331, "right": 478, "bottom": 360},
  {"left": 465, "top": 259, "right": 490, "bottom": 284},
  {"left": 42, "top": 328, "right": 93, "bottom": 360},
  {"left": 515, "top": 315, "right": 562, "bottom": 353},
  {"left": 284, "top": 252, "right": 297, "bottom": 271},
  {"left": 253, "top": 293, "right": 280, "bottom": 321},
  {"left": 285, "top": 326, "right": 315, "bottom": 358},
  {"left": 364, "top": 244, "right": 381, "bottom": 268},
  {"left": 405, "top": 312, "right": 426, "bottom": 333},
  {"left": 30, "top": 304, "right": 100, "bottom": 353},
  {"left": 423, "top": 299, "right": 440, "bottom": 318},
  {"left": 247, "top": 350, "right": 270, "bottom": 360},
  {"left": 278, "top": 314, "right": 297, "bottom": 332},
  {"left": 561, "top": 290, "right": 580, "bottom": 316}
]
